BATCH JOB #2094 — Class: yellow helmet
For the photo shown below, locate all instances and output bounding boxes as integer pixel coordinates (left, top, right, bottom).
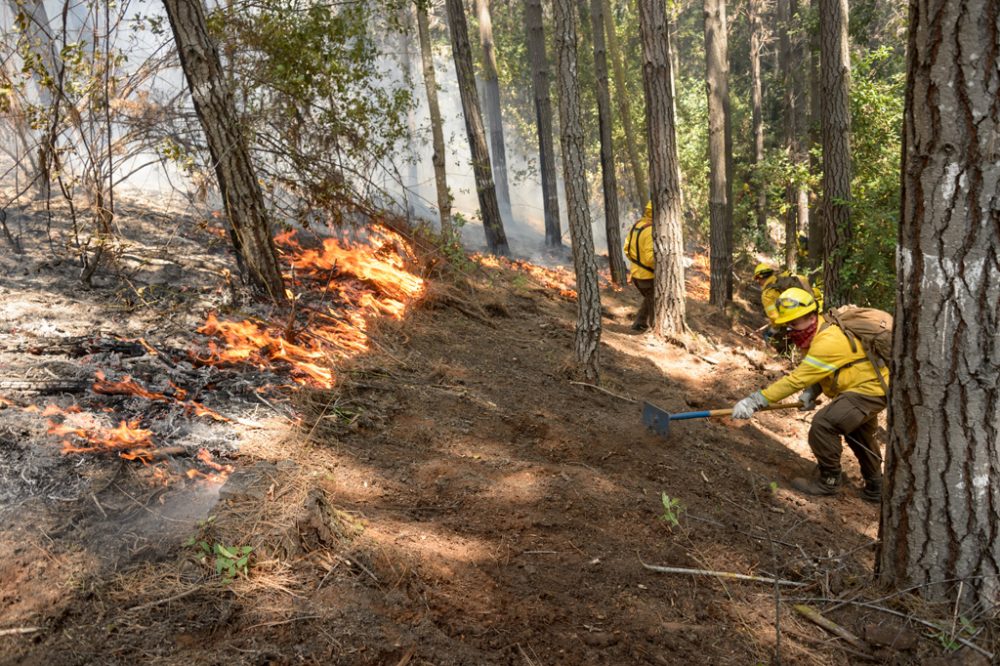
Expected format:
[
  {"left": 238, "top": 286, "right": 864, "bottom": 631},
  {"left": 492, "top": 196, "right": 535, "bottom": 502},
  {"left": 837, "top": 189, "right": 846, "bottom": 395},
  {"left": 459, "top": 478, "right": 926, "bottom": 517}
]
[
  {"left": 753, "top": 262, "right": 775, "bottom": 279},
  {"left": 644, "top": 201, "right": 653, "bottom": 217},
  {"left": 773, "top": 287, "right": 818, "bottom": 324}
]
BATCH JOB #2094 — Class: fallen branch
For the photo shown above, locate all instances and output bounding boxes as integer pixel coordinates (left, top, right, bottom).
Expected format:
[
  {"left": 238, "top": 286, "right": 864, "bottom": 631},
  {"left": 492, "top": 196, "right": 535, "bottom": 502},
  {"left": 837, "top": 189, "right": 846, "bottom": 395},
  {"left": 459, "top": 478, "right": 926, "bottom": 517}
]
[
  {"left": 639, "top": 560, "right": 807, "bottom": 587},
  {"left": 792, "top": 604, "right": 870, "bottom": 653},
  {"left": 0, "top": 627, "right": 41, "bottom": 637},
  {"left": 569, "top": 381, "right": 637, "bottom": 404}
]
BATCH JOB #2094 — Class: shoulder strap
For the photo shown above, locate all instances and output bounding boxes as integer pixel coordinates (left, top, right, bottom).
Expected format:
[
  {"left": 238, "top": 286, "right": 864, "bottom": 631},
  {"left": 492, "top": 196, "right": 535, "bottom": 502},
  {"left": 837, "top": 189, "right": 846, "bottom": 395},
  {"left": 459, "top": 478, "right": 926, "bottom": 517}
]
[{"left": 626, "top": 222, "right": 653, "bottom": 272}]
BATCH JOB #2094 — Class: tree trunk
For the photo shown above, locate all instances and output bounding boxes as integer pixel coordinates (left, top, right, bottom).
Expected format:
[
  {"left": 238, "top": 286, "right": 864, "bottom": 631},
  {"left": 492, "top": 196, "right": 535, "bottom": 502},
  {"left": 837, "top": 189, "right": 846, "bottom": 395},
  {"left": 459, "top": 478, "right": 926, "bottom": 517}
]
[
  {"left": 602, "top": 0, "right": 649, "bottom": 209},
  {"left": 778, "top": 0, "right": 798, "bottom": 270},
  {"left": 475, "top": 0, "right": 514, "bottom": 225},
  {"left": 749, "top": 0, "right": 767, "bottom": 235},
  {"left": 703, "top": 0, "right": 733, "bottom": 305},
  {"left": 878, "top": 0, "right": 1000, "bottom": 613},
  {"left": 398, "top": 4, "right": 418, "bottom": 214},
  {"left": 553, "top": 0, "right": 602, "bottom": 381},
  {"left": 637, "top": 0, "right": 687, "bottom": 336},
  {"left": 443, "top": 0, "right": 510, "bottom": 256},
  {"left": 416, "top": 0, "right": 454, "bottom": 242},
  {"left": 588, "top": 0, "right": 627, "bottom": 286},
  {"left": 161, "top": 0, "right": 285, "bottom": 302},
  {"left": 818, "top": 0, "right": 852, "bottom": 306},
  {"left": 523, "top": 0, "right": 562, "bottom": 248},
  {"left": 807, "top": 0, "right": 823, "bottom": 268},
  {"left": 790, "top": 0, "right": 810, "bottom": 268}
]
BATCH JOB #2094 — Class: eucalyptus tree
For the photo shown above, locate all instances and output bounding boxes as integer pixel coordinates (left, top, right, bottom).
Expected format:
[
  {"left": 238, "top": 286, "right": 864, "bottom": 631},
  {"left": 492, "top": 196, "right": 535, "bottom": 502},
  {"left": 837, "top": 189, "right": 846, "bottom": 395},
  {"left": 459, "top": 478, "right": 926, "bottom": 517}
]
[
  {"left": 553, "top": 0, "right": 602, "bottom": 380},
  {"left": 879, "top": 0, "right": 1000, "bottom": 615}
]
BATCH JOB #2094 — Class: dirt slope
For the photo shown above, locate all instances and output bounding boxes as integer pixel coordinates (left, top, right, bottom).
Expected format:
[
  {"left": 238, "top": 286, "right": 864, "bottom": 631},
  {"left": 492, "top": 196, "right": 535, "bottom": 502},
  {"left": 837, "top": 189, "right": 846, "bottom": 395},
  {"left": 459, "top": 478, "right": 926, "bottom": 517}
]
[{"left": 0, "top": 203, "right": 984, "bottom": 665}]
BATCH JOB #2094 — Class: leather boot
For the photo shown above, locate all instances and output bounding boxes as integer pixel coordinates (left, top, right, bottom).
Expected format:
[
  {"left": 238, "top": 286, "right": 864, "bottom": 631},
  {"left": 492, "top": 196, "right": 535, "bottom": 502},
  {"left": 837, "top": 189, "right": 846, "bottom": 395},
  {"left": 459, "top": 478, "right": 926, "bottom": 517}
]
[
  {"left": 791, "top": 471, "right": 843, "bottom": 496},
  {"left": 861, "top": 477, "right": 882, "bottom": 503}
]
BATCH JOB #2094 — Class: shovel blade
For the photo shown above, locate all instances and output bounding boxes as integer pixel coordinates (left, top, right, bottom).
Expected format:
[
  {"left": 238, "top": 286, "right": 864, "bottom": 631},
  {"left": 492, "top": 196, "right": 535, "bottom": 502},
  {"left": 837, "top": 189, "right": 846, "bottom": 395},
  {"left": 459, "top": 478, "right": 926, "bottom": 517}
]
[{"left": 642, "top": 401, "right": 672, "bottom": 437}]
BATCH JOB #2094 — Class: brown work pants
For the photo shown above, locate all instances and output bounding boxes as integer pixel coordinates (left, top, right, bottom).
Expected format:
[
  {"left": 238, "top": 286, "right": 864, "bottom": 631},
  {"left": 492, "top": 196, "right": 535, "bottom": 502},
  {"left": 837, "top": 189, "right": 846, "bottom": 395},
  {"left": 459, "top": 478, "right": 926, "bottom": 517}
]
[
  {"left": 632, "top": 277, "right": 654, "bottom": 329},
  {"left": 808, "top": 391, "right": 886, "bottom": 483}
]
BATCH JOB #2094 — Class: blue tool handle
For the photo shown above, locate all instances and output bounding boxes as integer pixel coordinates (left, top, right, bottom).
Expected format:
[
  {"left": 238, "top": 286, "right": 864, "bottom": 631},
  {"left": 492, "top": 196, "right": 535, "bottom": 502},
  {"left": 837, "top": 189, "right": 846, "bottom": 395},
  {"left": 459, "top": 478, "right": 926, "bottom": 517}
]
[{"left": 668, "top": 410, "right": 713, "bottom": 421}]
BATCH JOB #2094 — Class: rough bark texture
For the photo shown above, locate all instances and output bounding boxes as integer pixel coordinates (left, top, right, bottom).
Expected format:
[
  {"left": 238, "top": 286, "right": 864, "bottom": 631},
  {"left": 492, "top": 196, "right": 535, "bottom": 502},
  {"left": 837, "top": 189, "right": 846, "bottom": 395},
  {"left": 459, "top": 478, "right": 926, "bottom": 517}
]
[
  {"left": 475, "top": 0, "right": 514, "bottom": 225},
  {"left": 779, "top": 0, "right": 798, "bottom": 270},
  {"left": 818, "top": 0, "right": 852, "bottom": 306},
  {"left": 703, "top": 0, "right": 733, "bottom": 305},
  {"left": 790, "top": 0, "right": 810, "bottom": 267},
  {"left": 161, "top": 0, "right": 285, "bottom": 302},
  {"left": 443, "top": 0, "right": 509, "bottom": 256},
  {"left": 602, "top": 0, "right": 649, "bottom": 209},
  {"left": 523, "top": 0, "right": 562, "bottom": 248},
  {"left": 553, "top": 0, "right": 602, "bottom": 381},
  {"left": 878, "top": 0, "right": 1000, "bottom": 613},
  {"left": 807, "top": 0, "right": 823, "bottom": 268},
  {"left": 416, "top": 1, "right": 454, "bottom": 242},
  {"left": 637, "top": 0, "right": 687, "bottom": 336},
  {"left": 749, "top": 0, "right": 767, "bottom": 234},
  {"left": 588, "top": 0, "right": 627, "bottom": 286}
]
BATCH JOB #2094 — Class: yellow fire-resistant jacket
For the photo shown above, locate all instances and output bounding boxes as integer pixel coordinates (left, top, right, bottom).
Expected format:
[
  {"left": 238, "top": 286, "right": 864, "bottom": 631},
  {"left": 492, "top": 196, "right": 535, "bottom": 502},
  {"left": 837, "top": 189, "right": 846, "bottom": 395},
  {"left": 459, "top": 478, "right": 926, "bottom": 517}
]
[
  {"left": 760, "top": 272, "right": 823, "bottom": 325},
  {"left": 624, "top": 214, "right": 654, "bottom": 280},
  {"left": 760, "top": 315, "right": 889, "bottom": 403}
]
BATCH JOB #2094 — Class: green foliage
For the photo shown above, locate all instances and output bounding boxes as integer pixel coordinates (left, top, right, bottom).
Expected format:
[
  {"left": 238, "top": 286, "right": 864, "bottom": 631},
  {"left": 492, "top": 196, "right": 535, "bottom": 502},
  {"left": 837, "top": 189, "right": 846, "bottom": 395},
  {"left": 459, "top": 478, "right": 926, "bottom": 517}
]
[
  {"left": 209, "top": 0, "right": 412, "bottom": 221},
  {"left": 184, "top": 516, "right": 254, "bottom": 583},
  {"left": 929, "top": 616, "right": 978, "bottom": 652},
  {"left": 841, "top": 46, "right": 905, "bottom": 311},
  {"left": 658, "top": 492, "right": 684, "bottom": 528}
]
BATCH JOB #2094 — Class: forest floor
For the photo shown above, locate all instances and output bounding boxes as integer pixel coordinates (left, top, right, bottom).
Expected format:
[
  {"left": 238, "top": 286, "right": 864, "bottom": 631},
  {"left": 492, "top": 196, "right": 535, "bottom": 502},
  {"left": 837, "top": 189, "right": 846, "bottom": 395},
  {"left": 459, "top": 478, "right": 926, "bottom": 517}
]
[{"left": 0, "top": 198, "right": 993, "bottom": 666}]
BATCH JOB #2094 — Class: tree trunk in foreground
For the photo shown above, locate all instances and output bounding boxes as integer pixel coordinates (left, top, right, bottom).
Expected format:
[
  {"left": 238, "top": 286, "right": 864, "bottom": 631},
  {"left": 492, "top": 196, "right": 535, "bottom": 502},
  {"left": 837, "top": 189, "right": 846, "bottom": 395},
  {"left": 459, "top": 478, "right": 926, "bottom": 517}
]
[
  {"left": 475, "top": 0, "right": 514, "bottom": 225},
  {"left": 416, "top": 0, "right": 454, "bottom": 242},
  {"left": 878, "top": 0, "right": 1000, "bottom": 614},
  {"left": 589, "top": 0, "right": 627, "bottom": 286},
  {"left": 638, "top": 0, "right": 687, "bottom": 336},
  {"left": 603, "top": 0, "right": 649, "bottom": 209},
  {"left": 703, "top": 0, "right": 733, "bottom": 305},
  {"left": 553, "top": 0, "right": 602, "bottom": 381},
  {"left": 524, "top": 0, "right": 562, "bottom": 247},
  {"left": 818, "top": 0, "right": 852, "bottom": 306},
  {"left": 162, "top": 0, "right": 285, "bottom": 302},
  {"left": 443, "top": 0, "right": 509, "bottom": 255}
]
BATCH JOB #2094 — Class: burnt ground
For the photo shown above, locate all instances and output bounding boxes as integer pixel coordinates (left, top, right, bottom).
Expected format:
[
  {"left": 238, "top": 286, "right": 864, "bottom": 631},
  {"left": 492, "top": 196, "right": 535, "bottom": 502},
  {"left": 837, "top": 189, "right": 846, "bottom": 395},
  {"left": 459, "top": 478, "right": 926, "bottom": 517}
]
[{"left": 0, "top": 198, "right": 994, "bottom": 665}]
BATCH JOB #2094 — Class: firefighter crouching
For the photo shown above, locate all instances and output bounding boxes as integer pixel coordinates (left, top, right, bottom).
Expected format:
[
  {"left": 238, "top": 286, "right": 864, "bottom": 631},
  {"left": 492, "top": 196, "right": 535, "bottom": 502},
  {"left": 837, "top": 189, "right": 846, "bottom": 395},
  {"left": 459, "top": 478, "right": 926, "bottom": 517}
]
[{"left": 730, "top": 287, "right": 888, "bottom": 502}]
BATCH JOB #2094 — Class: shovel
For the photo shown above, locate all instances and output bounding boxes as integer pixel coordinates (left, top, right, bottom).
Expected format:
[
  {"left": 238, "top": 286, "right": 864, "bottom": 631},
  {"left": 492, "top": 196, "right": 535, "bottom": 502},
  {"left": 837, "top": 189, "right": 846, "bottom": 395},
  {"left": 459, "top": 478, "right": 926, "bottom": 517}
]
[{"left": 642, "top": 400, "right": 804, "bottom": 437}]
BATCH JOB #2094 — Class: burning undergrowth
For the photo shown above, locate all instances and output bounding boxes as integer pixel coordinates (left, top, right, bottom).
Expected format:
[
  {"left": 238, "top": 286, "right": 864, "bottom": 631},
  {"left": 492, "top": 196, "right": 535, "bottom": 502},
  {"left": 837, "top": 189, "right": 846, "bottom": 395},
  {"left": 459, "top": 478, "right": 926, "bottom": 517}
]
[{"left": 473, "top": 253, "right": 618, "bottom": 299}]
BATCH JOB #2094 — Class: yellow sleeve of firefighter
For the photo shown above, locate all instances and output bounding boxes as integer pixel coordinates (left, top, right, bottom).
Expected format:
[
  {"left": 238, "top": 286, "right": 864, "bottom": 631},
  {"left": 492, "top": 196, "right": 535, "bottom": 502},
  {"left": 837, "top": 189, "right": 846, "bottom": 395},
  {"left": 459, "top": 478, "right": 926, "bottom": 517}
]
[{"left": 761, "top": 319, "right": 885, "bottom": 403}]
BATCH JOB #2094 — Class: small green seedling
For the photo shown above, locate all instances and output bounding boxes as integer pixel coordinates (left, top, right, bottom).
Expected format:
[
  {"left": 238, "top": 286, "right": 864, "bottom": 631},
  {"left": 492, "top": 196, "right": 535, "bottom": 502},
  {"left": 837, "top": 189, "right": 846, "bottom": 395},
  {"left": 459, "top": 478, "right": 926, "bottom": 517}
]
[{"left": 659, "top": 492, "right": 684, "bottom": 528}]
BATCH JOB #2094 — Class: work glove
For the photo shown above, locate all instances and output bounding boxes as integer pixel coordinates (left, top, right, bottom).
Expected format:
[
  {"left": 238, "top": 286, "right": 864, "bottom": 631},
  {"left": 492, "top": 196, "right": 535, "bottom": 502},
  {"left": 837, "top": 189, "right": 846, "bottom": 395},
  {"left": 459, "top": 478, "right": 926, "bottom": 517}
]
[
  {"left": 732, "top": 391, "right": 769, "bottom": 419},
  {"left": 799, "top": 384, "right": 822, "bottom": 412}
]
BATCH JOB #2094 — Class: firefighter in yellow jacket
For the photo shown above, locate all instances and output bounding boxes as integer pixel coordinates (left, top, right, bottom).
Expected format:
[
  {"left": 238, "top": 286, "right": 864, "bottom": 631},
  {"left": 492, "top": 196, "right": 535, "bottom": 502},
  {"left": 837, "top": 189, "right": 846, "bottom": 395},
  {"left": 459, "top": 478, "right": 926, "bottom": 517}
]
[
  {"left": 624, "top": 202, "right": 655, "bottom": 332},
  {"left": 730, "top": 287, "right": 888, "bottom": 502}
]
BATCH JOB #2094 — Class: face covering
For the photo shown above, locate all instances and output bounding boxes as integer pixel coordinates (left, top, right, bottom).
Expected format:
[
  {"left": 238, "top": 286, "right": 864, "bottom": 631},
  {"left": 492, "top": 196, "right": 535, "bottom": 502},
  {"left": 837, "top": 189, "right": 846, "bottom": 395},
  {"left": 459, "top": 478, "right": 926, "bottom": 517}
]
[{"left": 788, "top": 318, "right": 818, "bottom": 350}]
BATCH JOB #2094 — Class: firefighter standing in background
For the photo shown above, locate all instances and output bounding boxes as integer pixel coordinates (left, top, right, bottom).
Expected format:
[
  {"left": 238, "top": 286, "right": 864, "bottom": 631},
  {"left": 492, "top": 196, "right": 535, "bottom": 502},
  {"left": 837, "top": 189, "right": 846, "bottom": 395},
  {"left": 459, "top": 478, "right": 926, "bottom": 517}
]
[
  {"left": 624, "top": 202, "right": 655, "bottom": 332},
  {"left": 753, "top": 263, "right": 823, "bottom": 349}
]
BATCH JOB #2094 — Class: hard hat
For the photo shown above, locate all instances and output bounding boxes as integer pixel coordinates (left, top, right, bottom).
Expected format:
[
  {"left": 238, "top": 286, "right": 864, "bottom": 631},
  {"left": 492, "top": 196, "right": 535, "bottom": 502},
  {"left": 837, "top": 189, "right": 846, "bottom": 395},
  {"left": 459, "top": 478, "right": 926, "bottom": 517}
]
[
  {"left": 644, "top": 201, "right": 653, "bottom": 217},
  {"left": 773, "top": 287, "right": 818, "bottom": 324},
  {"left": 753, "top": 262, "right": 775, "bottom": 279}
]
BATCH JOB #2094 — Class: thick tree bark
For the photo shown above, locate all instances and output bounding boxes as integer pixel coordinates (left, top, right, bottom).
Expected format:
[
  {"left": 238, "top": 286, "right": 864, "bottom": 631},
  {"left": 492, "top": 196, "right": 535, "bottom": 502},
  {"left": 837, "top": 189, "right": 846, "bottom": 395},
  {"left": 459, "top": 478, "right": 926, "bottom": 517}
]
[
  {"left": 818, "top": 0, "right": 852, "bottom": 306},
  {"left": 807, "top": 0, "right": 823, "bottom": 268},
  {"left": 553, "top": 0, "right": 602, "bottom": 381},
  {"left": 416, "top": 1, "right": 454, "bottom": 242},
  {"left": 523, "top": 0, "right": 562, "bottom": 248},
  {"left": 749, "top": 0, "right": 767, "bottom": 235},
  {"left": 637, "top": 0, "right": 687, "bottom": 336},
  {"left": 703, "top": 0, "right": 733, "bottom": 305},
  {"left": 878, "top": 0, "right": 1000, "bottom": 613},
  {"left": 790, "top": 0, "right": 810, "bottom": 268},
  {"left": 475, "top": 0, "right": 514, "bottom": 225},
  {"left": 602, "top": 0, "right": 649, "bottom": 209},
  {"left": 443, "top": 0, "right": 509, "bottom": 255},
  {"left": 588, "top": 0, "right": 627, "bottom": 286},
  {"left": 161, "top": 0, "right": 285, "bottom": 302}
]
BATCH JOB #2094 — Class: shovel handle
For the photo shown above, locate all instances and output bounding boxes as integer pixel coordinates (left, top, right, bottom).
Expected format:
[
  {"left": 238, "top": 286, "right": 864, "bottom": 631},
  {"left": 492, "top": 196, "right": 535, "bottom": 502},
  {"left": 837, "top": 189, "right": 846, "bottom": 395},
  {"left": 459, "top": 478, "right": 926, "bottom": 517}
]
[{"left": 671, "top": 401, "right": 804, "bottom": 421}]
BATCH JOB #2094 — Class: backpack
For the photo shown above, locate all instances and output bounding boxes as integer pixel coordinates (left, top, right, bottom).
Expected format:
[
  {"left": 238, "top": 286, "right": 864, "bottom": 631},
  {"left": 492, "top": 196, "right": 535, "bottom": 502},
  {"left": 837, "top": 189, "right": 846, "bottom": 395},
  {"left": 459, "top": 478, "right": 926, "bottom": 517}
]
[
  {"left": 825, "top": 306, "right": 892, "bottom": 394},
  {"left": 625, "top": 221, "right": 653, "bottom": 272}
]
